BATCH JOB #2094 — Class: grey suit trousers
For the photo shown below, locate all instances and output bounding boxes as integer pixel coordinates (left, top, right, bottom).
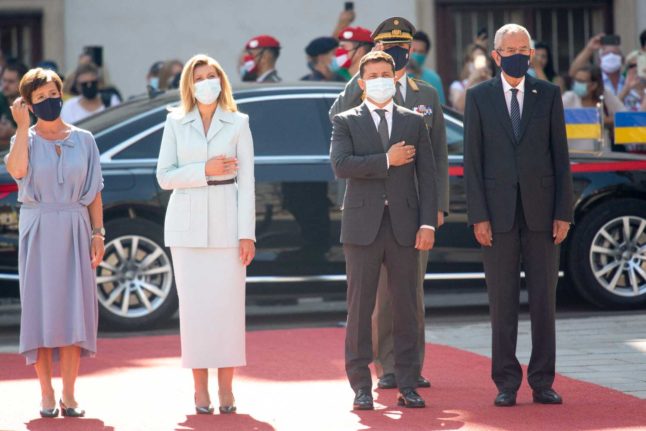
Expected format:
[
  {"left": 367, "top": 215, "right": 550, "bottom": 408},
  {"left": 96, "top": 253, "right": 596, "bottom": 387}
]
[
  {"left": 344, "top": 209, "right": 421, "bottom": 392},
  {"left": 371, "top": 251, "right": 427, "bottom": 378},
  {"left": 483, "top": 191, "right": 559, "bottom": 392}
]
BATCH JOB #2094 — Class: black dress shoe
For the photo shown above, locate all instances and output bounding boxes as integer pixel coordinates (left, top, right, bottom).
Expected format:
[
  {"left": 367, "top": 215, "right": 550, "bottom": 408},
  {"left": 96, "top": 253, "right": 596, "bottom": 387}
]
[
  {"left": 397, "top": 388, "right": 425, "bottom": 408},
  {"left": 377, "top": 373, "right": 397, "bottom": 389},
  {"left": 494, "top": 391, "right": 517, "bottom": 407},
  {"left": 353, "top": 388, "right": 374, "bottom": 410},
  {"left": 533, "top": 388, "right": 563, "bottom": 404},
  {"left": 416, "top": 375, "right": 431, "bottom": 388},
  {"left": 59, "top": 399, "right": 85, "bottom": 417}
]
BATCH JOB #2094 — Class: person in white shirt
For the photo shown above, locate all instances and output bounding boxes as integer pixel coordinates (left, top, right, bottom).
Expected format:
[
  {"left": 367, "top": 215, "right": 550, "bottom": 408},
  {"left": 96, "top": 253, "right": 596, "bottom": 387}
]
[{"left": 61, "top": 63, "right": 120, "bottom": 124}]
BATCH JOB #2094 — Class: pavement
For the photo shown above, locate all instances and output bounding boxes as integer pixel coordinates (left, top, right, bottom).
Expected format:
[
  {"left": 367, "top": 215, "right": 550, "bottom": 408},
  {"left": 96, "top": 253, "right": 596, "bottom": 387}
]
[{"left": 428, "top": 311, "right": 646, "bottom": 399}]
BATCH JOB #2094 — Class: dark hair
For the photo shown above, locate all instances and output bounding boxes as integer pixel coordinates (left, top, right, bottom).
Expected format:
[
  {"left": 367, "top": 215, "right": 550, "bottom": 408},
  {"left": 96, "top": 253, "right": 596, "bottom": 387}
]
[
  {"left": 266, "top": 47, "right": 281, "bottom": 61},
  {"left": 413, "top": 31, "right": 431, "bottom": 52},
  {"left": 534, "top": 41, "right": 556, "bottom": 82},
  {"left": 3, "top": 61, "right": 28, "bottom": 79},
  {"left": 640, "top": 29, "right": 646, "bottom": 49},
  {"left": 19, "top": 67, "right": 63, "bottom": 104},
  {"left": 359, "top": 51, "right": 396, "bottom": 77},
  {"left": 576, "top": 65, "right": 604, "bottom": 100}
]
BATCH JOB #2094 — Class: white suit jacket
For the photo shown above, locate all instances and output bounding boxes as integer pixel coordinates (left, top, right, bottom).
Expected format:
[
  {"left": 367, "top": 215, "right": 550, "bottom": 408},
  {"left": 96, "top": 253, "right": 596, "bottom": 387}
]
[{"left": 156, "top": 106, "right": 255, "bottom": 248}]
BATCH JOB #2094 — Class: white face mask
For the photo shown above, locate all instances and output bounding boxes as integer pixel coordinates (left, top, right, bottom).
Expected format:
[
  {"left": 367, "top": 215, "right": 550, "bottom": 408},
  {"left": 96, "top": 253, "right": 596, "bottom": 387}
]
[
  {"left": 194, "top": 78, "right": 221, "bottom": 105},
  {"left": 364, "top": 77, "right": 396, "bottom": 104},
  {"left": 600, "top": 52, "right": 622, "bottom": 74}
]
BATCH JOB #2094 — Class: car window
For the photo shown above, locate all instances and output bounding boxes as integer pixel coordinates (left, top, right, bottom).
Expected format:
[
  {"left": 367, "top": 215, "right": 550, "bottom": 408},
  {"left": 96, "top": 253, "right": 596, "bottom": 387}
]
[
  {"left": 112, "top": 128, "right": 163, "bottom": 160},
  {"left": 445, "top": 119, "right": 464, "bottom": 156},
  {"left": 238, "top": 98, "right": 331, "bottom": 156}
]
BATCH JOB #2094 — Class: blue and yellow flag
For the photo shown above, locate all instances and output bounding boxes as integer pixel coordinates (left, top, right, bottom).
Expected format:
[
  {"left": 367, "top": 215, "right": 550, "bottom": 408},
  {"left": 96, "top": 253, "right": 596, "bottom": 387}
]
[
  {"left": 615, "top": 112, "right": 646, "bottom": 145},
  {"left": 564, "top": 108, "right": 601, "bottom": 140}
]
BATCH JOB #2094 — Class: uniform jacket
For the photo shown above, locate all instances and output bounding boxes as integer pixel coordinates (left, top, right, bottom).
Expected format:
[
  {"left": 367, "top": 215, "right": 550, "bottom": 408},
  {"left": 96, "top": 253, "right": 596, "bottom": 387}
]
[{"left": 156, "top": 106, "right": 255, "bottom": 247}]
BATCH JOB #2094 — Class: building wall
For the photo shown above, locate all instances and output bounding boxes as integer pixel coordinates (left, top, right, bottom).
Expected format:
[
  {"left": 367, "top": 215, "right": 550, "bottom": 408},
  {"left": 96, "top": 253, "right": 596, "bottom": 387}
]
[
  {"left": 0, "top": 0, "right": 65, "bottom": 65},
  {"left": 64, "top": 0, "right": 416, "bottom": 98}
]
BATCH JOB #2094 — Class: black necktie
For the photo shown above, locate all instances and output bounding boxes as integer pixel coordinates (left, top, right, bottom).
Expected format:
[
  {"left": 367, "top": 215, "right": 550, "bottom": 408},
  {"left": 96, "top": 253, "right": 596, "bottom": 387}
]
[
  {"left": 375, "top": 109, "right": 389, "bottom": 150},
  {"left": 510, "top": 88, "right": 521, "bottom": 140},
  {"left": 394, "top": 81, "right": 404, "bottom": 106}
]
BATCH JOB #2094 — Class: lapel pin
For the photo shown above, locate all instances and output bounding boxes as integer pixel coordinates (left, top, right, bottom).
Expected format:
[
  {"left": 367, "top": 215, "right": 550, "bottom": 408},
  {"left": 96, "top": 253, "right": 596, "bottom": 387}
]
[{"left": 532, "top": 89, "right": 538, "bottom": 94}]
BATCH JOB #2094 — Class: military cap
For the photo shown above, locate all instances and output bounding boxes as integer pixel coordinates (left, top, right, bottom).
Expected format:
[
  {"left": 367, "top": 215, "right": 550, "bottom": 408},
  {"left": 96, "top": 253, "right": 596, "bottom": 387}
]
[
  {"left": 338, "top": 26, "right": 373, "bottom": 43},
  {"left": 371, "top": 17, "right": 416, "bottom": 44},
  {"left": 305, "top": 37, "right": 339, "bottom": 57},
  {"left": 245, "top": 35, "right": 281, "bottom": 50}
]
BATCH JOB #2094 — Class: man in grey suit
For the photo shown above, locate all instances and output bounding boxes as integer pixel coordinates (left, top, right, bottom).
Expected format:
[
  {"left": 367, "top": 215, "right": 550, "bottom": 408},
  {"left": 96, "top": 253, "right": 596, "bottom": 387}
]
[
  {"left": 329, "top": 16, "right": 448, "bottom": 390},
  {"left": 330, "top": 50, "right": 438, "bottom": 410},
  {"left": 464, "top": 24, "right": 574, "bottom": 407}
]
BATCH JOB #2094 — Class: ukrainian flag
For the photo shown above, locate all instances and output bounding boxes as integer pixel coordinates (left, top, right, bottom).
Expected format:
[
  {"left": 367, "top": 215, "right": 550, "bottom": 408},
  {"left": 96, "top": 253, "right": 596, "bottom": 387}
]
[
  {"left": 615, "top": 112, "right": 646, "bottom": 145},
  {"left": 565, "top": 108, "right": 601, "bottom": 140}
]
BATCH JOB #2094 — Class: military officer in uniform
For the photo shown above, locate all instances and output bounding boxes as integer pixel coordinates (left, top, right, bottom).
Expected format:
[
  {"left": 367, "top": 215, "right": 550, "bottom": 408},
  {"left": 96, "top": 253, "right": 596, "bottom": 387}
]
[
  {"left": 240, "top": 35, "right": 282, "bottom": 83},
  {"left": 329, "top": 17, "right": 449, "bottom": 390}
]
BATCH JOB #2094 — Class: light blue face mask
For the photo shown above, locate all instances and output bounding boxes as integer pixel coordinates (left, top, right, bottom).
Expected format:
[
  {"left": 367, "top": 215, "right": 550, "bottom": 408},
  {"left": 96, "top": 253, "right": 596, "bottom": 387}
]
[
  {"left": 572, "top": 81, "right": 589, "bottom": 98},
  {"left": 329, "top": 57, "right": 343, "bottom": 73},
  {"left": 148, "top": 77, "right": 159, "bottom": 89}
]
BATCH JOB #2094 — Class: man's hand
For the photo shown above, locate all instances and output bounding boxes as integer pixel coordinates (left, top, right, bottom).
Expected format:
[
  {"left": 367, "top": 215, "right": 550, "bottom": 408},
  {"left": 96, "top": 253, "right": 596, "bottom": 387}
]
[
  {"left": 586, "top": 33, "right": 604, "bottom": 52},
  {"left": 437, "top": 212, "right": 445, "bottom": 228},
  {"left": 338, "top": 9, "right": 355, "bottom": 27},
  {"left": 553, "top": 220, "right": 570, "bottom": 245},
  {"left": 415, "top": 228, "right": 435, "bottom": 251},
  {"left": 387, "top": 141, "right": 415, "bottom": 167},
  {"left": 474, "top": 221, "right": 493, "bottom": 247}
]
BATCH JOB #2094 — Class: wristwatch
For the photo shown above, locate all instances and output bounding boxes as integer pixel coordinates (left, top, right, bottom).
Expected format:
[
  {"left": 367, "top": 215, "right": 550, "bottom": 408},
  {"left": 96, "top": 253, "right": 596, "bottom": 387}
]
[{"left": 92, "top": 227, "right": 106, "bottom": 237}]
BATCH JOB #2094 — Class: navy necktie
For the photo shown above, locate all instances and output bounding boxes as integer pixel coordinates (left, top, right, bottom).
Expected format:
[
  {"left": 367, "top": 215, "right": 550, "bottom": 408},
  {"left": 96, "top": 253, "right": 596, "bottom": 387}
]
[{"left": 510, "top": 88, "right": 521, "bottom": 140}]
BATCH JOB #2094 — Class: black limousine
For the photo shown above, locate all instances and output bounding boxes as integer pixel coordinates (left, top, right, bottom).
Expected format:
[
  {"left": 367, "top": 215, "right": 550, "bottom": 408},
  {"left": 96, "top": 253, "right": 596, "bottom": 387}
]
[{"left": 0, "top": 82, "right": 645, "bottom": 329}]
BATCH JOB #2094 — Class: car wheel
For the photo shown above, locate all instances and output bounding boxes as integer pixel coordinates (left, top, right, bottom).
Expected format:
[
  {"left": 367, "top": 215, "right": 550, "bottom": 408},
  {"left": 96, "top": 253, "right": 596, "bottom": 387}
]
[
  {"left": 569, "top": 199, "right": 646, "bottom": 308},
  {"left": 96, "top": 218, "right": 177, "bottom": 330}
]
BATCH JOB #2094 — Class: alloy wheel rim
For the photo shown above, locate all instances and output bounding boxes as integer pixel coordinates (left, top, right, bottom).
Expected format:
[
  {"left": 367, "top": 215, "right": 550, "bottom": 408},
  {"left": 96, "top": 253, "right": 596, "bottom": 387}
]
[
  {"left": 96, "top": 235, "right": 173, "bottom": 318},
  {"left": 590, "top": 216, "right": 646, "bottom": 298}
]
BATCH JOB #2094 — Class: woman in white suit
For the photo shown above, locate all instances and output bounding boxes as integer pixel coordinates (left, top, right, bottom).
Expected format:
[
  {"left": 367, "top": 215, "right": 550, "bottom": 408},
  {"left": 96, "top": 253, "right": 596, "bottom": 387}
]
[{"left": 156, "top": 54, "right": 255, "bottom": 414}]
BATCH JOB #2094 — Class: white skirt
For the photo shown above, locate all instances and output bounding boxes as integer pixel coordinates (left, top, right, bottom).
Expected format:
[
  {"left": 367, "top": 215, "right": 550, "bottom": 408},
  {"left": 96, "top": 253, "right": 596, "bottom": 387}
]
[{"left": 171, "top": 247, "right": 246, "bottom": 369}]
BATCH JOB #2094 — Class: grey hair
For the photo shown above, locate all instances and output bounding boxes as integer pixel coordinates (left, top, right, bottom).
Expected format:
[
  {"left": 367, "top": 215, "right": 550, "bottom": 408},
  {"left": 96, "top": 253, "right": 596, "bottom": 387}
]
[{"left": 494, "top": 24, "right": 532, "bottom": 49}]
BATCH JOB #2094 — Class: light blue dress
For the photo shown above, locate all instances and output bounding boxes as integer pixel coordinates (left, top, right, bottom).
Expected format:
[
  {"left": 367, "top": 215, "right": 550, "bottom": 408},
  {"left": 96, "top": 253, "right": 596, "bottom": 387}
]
[{"left": 10, "top": 126, "right": 104, "bottom": 365}]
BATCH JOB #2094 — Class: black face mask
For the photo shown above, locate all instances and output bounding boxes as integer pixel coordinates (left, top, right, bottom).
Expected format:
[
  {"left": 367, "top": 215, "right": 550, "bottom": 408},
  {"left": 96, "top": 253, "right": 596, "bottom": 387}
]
[
  {"left": 80, "top": 80, "right": 99, "bottom": 99},
  {"left": 385, "top": 45, "right": 410, "bottom": 71},
  {"left": 31, "top": 97, "right": 63, "bottom": 122},
  {"left": 499, "top": 53, "right": 530, "bottom": 78}
]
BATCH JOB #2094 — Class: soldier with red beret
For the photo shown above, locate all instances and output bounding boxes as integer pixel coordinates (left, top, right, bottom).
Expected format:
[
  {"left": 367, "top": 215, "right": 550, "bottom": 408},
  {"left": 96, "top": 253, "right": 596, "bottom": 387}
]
[
  {"left": 335, "top": 26, "right": 374, "bottom": 80},
  {"left": 240, "top": 35, "right": 282, "bottom": 83}
]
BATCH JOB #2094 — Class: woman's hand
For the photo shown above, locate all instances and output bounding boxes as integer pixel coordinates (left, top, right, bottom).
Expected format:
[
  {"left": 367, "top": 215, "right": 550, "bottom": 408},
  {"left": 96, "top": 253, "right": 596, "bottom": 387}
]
[
  {"left": 205, "top": 155, "right": 238, "bottom": 176},
  {"left": 10, "top": 97, "right": 31, "bottom": 130},
  {"left": 91, "top": 236, "right": 105, "bottom": 269},
  {"left": 239, "top": 239, "right": 255, "bottom": 266}
]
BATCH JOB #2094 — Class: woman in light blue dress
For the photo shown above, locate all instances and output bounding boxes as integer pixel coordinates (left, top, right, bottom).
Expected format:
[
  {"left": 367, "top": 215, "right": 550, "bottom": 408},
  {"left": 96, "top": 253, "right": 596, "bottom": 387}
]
[{"left": 5, "top": 68, "right": 104, "bottom": 418}]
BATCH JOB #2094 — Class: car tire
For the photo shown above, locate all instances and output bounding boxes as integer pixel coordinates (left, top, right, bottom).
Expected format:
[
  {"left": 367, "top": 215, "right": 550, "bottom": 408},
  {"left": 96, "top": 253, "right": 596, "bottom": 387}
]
[
  {"left": 568, "top": 199, "right": 646, "bottom": 308},
  {"left": 96, "top": 218, "right": 178, "bottom": 330}
]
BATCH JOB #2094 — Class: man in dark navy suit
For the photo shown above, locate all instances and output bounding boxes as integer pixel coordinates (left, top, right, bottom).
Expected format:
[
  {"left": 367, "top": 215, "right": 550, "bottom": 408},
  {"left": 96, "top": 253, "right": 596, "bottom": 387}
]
[{"left": 464, "top": 24, "right": 574, "bottom": 407}]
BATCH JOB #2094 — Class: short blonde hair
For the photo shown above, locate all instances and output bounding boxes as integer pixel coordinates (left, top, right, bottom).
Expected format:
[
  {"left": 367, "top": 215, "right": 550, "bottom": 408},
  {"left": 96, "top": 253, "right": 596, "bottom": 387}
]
[
  {"left": 19, "top": 68, "right": 63, "bottom": 104},
  {"left": 176, "top": 54, "right": 237, "bottom": 115}
]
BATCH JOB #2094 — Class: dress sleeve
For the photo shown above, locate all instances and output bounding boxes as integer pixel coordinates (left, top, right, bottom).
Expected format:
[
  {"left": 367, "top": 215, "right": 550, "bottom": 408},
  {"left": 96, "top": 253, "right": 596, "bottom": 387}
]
[
  {"left": 4, "top": 134, "right": 32, "bottom": 188},
  {"left": 79, "top": 132, "right": 104, "bottom": 206}
]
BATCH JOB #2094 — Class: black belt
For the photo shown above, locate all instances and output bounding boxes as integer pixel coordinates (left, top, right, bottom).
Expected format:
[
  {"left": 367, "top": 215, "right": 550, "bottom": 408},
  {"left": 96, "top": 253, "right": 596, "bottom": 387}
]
[{"left": 207, "top": 178, "right": 236, "bottom": 186}]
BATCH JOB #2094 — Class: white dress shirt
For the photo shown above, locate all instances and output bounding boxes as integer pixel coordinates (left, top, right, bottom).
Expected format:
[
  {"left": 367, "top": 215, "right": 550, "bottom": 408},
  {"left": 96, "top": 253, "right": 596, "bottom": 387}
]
[
  {"left": 363, "top": 99, "right": 434, "bottom": 231},
  {"left": 501, "top": 75, "right": 525, "bottom": 116}
]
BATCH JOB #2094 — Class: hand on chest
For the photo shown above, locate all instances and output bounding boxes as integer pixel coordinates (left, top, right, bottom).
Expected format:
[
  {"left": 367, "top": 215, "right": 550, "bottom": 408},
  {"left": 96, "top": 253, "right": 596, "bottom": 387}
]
[{"left": 177, "top": 122, "right": 237, "bottom": 163}]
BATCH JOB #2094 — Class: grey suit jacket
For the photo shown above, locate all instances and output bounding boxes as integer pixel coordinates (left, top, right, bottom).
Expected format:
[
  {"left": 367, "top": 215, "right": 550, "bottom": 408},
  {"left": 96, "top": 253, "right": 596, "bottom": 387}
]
[
  {"left": 330, "top": 104, "right": 438, "bottom": 247},
  {"left": 463, "top": 75, "right": 574, "bottom": 233},
  {"left": 329, "top": 74, "right": 449, "bottom": 214}
]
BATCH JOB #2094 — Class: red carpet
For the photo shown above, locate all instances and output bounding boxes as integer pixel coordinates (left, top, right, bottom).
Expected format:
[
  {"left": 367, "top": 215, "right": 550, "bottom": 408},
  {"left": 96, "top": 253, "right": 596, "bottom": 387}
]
[{"left": 0, "top": 328, "right": 645, "bottom": 431}]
